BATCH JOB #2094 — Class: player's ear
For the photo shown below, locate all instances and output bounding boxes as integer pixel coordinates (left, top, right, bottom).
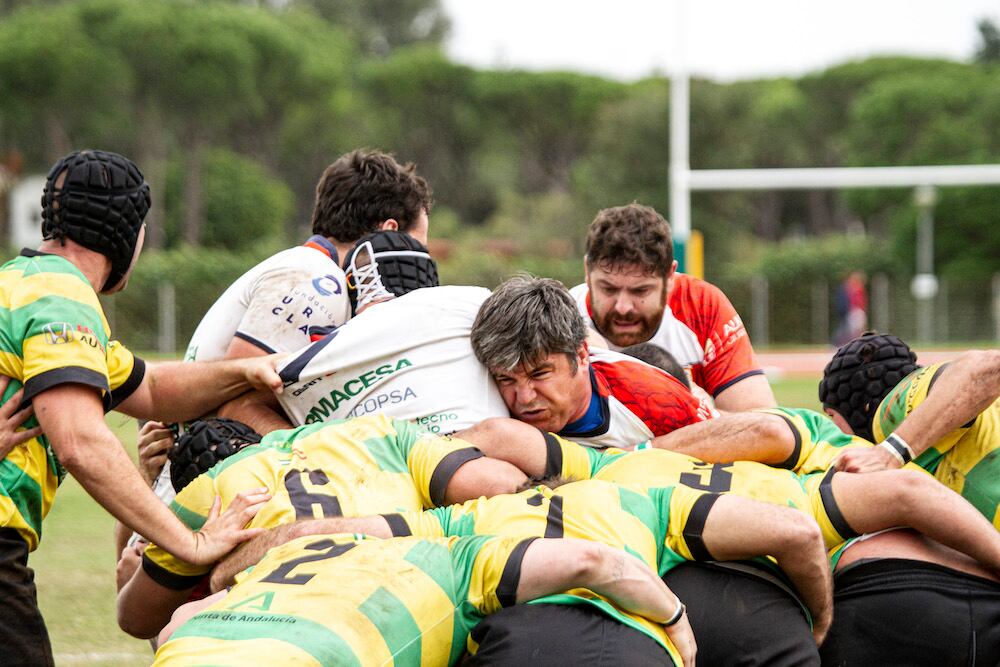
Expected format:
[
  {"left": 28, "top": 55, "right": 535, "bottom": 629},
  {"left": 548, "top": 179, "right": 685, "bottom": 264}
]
[{"left": 378, "top": 219, "right": 399, "bottom": 232}]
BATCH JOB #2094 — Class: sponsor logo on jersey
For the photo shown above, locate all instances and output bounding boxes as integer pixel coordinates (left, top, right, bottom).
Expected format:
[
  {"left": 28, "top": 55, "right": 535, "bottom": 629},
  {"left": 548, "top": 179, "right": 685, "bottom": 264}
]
[
  {"left": 416, "top": 412, "right": 458, "bottom": 433},
  {"left": 43, "top": 322, "right": 72, "bottom": 345},
  {"left": 312, "top": 275, "right": 343, "bottom": 297},
  {"left": 347, "top": 387, "right": 418, "bottom": 418},
  {"left": 75, "top": 325, "right": 105, "bottom": 353},
  {"left": 304, "top": 358, "right": 413, "bottom": 423}
]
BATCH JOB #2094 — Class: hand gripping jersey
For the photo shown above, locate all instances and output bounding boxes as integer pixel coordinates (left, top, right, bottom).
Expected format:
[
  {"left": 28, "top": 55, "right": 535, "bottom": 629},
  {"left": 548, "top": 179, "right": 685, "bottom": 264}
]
[
  {"left": 185, "top": 236, "right": 350, "bottom": 361},
  {"left": 0, "top": 251, "right": 145, "bottom": 549},
  {"left": 387, "top": 478, "right": 712, "bottom": 664},
  {"left": 571, "top": 273, "right": 764, "bottom": 398},
  {"left": 546, "top": 434, "right": 857, "bottom": 551},
  {"left": 142, "top": 415, "right": 485, "bottom": 588},
  {"left": 560, "top": 348, "right": 715, "bottom": 449},
  {"left": 278, "top": 286, "right": 509, "bottom": 433},
  {"left": 153, "top": 533, "right": 534, "bottom": 667},
  {"left": 874, "top": 362, "right": 1000, "bottom": 528}
]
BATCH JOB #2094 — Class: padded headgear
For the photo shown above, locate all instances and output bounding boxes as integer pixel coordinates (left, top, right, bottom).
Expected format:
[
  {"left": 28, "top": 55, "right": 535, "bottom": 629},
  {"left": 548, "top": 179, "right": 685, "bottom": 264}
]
[
  {"left": 343, "top": 230, "right": 438, "bottom": 314},
  {"left": 41, "top": 150, "right": 151, "bottom": 292},
  {"left": 168, "top": 418, "right": 262, "bottom": 493},
  {"left": 818, "top": 332, "right": 919, "bottom": 441}
]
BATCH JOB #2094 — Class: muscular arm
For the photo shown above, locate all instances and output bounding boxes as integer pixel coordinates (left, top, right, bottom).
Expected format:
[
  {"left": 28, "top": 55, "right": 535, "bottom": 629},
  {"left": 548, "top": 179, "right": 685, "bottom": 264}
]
[
  {"left": 36, "top": 385, "right": 267, "bottom": 567},
  {"left": 116, "top": 355, "right": 283, "bottom": 423},
  {"left": 651, "top": 412, "right": 796, "bottom": 466},
  {"left": 699, "top": 494, "right": 832, "bottom": 644},
  {"left": 517, "top": 539, "right": 696, "bottom": 666},
  {"left": 712, "top": 374, "right": 777, "bottom": 412},
  {"left": 456, "top": 418, "right": 550, "bottom": 479},
  {"left": 443, "top": 456, "right": 529, "bottom": 504},
  {"left": 892, "top": 350, "right": 1000, "bottom": 457}
]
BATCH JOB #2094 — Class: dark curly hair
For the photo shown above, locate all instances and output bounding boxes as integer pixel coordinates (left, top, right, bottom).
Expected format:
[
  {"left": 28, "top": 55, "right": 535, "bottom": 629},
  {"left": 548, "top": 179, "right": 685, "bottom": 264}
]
[
  {"left": 311, "top": 149, "right": 432, "bottom": 244},
  {"left": 585, "top": 203, "right": 674, "bottom": 277}
]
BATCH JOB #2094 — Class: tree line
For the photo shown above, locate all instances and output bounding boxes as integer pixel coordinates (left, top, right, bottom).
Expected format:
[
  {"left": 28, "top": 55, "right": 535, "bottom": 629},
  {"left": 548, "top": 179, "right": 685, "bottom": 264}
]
[{"left": 1, "top": 0, "right": 997, "bottom": 297}]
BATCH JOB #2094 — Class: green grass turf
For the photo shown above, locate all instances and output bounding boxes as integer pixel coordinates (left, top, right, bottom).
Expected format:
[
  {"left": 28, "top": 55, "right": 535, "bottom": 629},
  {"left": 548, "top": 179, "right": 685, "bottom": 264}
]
[{"left": 34, "top": 375, "right": 822, "bottom": 665}]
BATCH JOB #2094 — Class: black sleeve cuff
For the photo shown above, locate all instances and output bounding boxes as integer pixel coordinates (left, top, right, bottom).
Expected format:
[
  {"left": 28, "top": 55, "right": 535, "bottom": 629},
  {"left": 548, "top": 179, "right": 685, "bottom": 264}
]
[
  {"left": 772, "top": 413, "right": 803, "bottom": 470},
  {"left": 140, "top": 553, "right": 205, "bottom": 591},
  {"left": 381, "top": 513, "right": 412, "bottom": 537},
  {"left": 22, "top": 367, "right": 109, "bottom": 410},
  {"left": 429, "top": 448, "right": 486, "bottom": 506},
  {"left": 107, "top": 356, "right": 146, "bottom": 412},
  {"left": 496, "top": 537, "right": 540, "bottom": 607},
  {"left": 711, "top": 369, "right": 766, "bottom": 398},
  {"left": 683, "top": 493, "right": 723, "bottom": 561},
  {"left": 541, "top": 431, "right": 563, "bottom": 479}
]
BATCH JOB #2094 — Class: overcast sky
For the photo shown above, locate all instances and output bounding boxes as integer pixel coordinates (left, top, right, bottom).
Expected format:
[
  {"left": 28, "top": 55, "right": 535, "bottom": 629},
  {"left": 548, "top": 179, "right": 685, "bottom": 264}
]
[{"left": 441, "top": 0, "right": 1000, "bottom": 82}]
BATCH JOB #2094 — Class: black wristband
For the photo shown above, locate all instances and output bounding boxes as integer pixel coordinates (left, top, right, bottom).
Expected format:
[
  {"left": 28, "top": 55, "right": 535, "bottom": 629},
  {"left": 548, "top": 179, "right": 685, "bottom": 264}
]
[{"left": 882, "top": 433, "right": 913, "bottom": 464}]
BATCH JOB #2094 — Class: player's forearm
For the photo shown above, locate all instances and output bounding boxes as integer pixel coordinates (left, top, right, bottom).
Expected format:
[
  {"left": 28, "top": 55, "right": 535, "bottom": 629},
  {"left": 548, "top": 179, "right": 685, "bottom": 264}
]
[
  {"left": 137, "top": 359, "right": 261, "bottom": 422},
  {"left": 698, "top": 495, "right": 832, "bottom": 641},
  {"left": 518, "top": 539, "right": 678, "bottom": 623},
  {"left": 892, "top": 350, "right": 1000, "bottom": 457},
  {"left": 713, "top": 374, "right": 777, "bottom": 412},
  {"left": 652, "top": 412, "right": 794, "bottom": 466},
  {"left": 59, "top": 429, "right": 194, "bottom": 560}
]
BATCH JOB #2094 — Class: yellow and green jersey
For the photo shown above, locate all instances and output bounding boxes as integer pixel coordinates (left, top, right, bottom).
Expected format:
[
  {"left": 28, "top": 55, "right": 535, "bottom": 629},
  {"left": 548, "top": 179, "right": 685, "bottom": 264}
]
[
  {"left": 0, "top": 250, "right": 144, "bottom": 549},
  {"left": 874, "top": 362, "right": 1000, "bottom": 528},
  {"left": 386, "top": 478, "right": 708, "bottom": 663},
  {"left": 153, "top": 533, "right": 534, "bottom": 667},
  {"left": 546, "top": 433, "right": 857, "bottom": 550},
  {"left": 754, "top": 407, "right": 873, "bottom": 474},
  {"left": 143, "top": 415, "right": 485, "bottom": 588}
]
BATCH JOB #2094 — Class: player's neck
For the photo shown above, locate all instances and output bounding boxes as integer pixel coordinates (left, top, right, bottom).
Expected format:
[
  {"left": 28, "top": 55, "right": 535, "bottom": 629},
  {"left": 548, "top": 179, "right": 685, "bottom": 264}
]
[{"left": 37, "top": 238, "right": 110, "bottom": 290}]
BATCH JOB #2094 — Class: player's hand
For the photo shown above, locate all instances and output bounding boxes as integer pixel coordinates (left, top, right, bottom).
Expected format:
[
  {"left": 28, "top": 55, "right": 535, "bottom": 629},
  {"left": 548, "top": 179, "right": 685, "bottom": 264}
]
[
  {"left": 242, "top": 354, "right": 287, "bottom": 395},
  {"left": 137, "top": 421, "right": 175, "bottom": 485},
  {"left": 188, "top": 490, "right": 270, "bottom": 565},
  {"left": 116, "top": 539, "right": 146, "bottom": 591},
  {"left": 0, "top": 377, "right": 43, "bottom": 459},
  {"left": 665, "top": 610, "right": 697, "bottom": 667},
  {"left": 833, "top": 445, "right": 900, "bottom": 473}
]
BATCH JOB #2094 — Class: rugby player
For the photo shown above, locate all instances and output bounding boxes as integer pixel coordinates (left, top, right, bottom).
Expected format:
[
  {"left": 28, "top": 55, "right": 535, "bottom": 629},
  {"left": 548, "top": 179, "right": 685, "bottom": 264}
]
[
  {"left": 116, "top": 414, "right": 527, "bottom": 639},
  {"left": 569, "top": 203, "right": 776, "bottom": 411},
  {"left": 154, "top": 533, "right": 691, "bottom": 666},
  {"left": 0, "top": 150, "right": 282, "bottom": 665},
  {"left": 465, "top": 418, "right": 1000, "bottom": 664},
  {"left": 216, "top": 477, "right": 833, "bottom": 663}
]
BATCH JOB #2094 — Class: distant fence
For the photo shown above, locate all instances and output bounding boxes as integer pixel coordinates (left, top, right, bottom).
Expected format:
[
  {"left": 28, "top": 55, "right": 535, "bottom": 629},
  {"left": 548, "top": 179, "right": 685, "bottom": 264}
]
[{"left": 720, "top": 273, "right": 1000, "bottom": 348}]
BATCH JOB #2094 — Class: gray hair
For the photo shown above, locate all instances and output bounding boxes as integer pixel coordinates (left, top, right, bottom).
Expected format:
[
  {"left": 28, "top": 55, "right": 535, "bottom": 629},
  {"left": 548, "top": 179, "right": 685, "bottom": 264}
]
[{"left": 471, "top": 274, "right": 587, "bottom": 372}]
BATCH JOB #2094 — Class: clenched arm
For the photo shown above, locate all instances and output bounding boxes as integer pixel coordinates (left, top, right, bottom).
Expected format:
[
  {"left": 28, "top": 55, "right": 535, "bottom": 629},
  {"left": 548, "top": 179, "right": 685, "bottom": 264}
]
[
  {"left": 652, "top": 412, "right": 796, "bottom": 466},
  {"left": 116, "top": 355, "right": 284, "bottom": 423},
  {"left": 698, "top": 494, "right": 833, "bottom": 645}
]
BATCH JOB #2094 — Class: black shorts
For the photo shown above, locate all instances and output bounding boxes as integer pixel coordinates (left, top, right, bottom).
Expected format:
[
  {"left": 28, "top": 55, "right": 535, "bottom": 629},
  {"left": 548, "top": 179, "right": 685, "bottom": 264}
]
[
  {"left": 820, "top": 558, "right": 1000, "bottom": 666},
  {"left": 0, "top": 528, "right": 55, "bottom": 666},
  {"left": 460, "top": 602, "right": 672, "bottom": 666},
  {"left": 662, "top": 561, "right": 819, "bottom": 666}
]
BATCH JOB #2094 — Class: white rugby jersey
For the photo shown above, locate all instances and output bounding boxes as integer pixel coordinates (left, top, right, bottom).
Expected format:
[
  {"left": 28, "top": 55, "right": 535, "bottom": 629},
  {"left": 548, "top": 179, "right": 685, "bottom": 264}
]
[
  {"left": 185, "top": 236, "right": 350, "bottom": 361},
  {"left": 277, "top": 286, "right": 509, "bottom": 434}
]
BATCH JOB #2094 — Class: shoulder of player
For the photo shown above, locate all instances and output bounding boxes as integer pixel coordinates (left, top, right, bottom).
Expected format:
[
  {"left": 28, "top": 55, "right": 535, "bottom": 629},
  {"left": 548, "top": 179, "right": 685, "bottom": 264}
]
[{"left": 590, "top": 351, "right": 678, "bottom": 387}]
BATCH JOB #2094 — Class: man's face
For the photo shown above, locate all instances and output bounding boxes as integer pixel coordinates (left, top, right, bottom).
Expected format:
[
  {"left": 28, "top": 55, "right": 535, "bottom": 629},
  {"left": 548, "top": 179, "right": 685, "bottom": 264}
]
[
  {"left": 586, "top": 262, "right": 671, "bottom": 347},
  {"left": 491, "top": 348, "right": 591, "bottom": 433}
]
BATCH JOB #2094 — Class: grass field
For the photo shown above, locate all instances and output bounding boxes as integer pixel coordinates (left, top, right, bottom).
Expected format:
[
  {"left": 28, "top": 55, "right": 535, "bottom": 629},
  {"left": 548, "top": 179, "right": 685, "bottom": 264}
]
[{"left": 34, "top": 376, "right": 823, "bottom": 666}]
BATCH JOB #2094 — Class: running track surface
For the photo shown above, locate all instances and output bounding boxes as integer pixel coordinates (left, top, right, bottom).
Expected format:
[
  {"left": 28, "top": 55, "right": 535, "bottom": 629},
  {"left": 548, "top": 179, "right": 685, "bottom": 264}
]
[{"left": 758, "top": 349, "right": 966, "bottom": 377}]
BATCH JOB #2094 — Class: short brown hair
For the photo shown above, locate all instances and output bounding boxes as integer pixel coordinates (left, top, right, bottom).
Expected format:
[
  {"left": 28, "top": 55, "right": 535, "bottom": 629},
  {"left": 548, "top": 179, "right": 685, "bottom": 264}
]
[
  {"left": 585, "top": 203, "right": 673, "bottom": 276},
  {"left": 311, "top": 149, "right": 432, "bottom": 243}
]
